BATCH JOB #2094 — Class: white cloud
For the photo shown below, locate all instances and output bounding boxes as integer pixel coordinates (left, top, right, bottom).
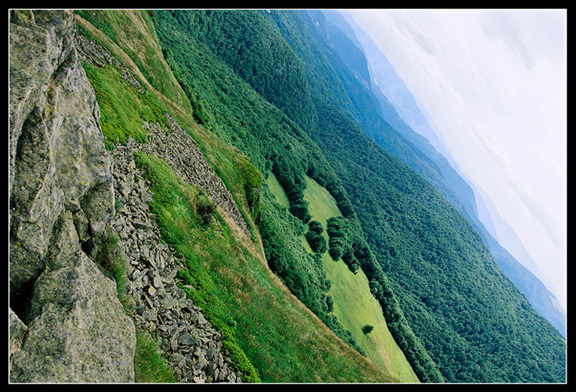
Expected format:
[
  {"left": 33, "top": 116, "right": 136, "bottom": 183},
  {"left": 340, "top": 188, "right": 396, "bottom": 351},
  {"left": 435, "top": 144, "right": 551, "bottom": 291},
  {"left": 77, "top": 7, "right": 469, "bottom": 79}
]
[{"left": 350, "top": 9, "right": 567, "bottom": 308}]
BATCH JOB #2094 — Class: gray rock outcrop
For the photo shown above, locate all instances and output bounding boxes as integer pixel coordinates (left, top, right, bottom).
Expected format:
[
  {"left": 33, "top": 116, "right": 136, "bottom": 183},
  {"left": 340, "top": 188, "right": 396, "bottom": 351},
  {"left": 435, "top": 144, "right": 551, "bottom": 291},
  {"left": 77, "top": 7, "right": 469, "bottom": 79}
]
[
  {"left": 9, "top": 10, "right": 136, "bottom": 383},
  {"left": 10, "top": 10, "right": 250, "bottom": 383}
]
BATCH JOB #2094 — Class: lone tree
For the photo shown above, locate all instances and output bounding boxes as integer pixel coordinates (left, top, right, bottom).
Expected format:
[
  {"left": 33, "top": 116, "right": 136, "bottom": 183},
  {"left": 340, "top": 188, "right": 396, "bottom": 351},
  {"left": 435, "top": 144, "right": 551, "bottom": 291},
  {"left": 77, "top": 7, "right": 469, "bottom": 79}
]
[{"left": 362, "top": 324, "right": 374, "bottom": 335}]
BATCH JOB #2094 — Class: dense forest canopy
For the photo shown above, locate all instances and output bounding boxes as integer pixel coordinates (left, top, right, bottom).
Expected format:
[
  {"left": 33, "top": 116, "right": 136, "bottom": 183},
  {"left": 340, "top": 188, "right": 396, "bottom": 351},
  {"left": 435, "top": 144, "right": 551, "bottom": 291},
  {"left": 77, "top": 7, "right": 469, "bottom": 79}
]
[{"left": 150, "top": 9, "right": 566, "bottom": 383}]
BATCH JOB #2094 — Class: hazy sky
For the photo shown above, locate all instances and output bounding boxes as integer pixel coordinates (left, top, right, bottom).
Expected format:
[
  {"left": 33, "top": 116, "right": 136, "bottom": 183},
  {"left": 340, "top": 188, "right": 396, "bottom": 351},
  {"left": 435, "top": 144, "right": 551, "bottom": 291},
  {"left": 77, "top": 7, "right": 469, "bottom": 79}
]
[{"left": 350, "top": 9, "right": 567, "bottom": 309}]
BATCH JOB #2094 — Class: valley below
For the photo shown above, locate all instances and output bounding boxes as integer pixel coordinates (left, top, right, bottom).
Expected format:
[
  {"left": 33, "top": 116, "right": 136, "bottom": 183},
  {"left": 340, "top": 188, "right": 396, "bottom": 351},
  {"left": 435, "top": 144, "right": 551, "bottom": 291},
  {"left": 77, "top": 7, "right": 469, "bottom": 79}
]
[{"left": 9, "top": 9, "right": 566, "bottom": 383}]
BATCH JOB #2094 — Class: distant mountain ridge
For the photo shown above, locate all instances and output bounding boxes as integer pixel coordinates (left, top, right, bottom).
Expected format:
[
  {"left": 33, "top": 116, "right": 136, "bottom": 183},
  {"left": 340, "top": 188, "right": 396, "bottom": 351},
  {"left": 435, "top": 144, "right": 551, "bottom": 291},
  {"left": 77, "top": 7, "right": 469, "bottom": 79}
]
[
  {"left": 323, "top": 10, "right": 566, "bottom": 338},
  {"left": 256, "top": 9, "right": 565, "bottom": 381}
]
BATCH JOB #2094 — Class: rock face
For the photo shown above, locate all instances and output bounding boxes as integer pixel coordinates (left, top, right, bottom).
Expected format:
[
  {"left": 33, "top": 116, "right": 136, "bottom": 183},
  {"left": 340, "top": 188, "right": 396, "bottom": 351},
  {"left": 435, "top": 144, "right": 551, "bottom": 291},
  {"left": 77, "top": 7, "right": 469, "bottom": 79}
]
[
  {"left": 10, "top": 11, "right": 248, "bottom": 383},
  {"left": 9, "top": 10, "right": 136, "bottom": 382}
]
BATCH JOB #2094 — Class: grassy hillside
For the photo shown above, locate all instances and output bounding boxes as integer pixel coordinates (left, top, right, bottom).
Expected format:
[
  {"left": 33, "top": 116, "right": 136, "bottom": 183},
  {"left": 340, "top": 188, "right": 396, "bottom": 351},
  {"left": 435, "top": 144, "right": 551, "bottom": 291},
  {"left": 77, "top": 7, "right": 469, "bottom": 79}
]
[
  {"left": 76, "top": 10, "right": 398, "bottom": 383},
  {"left": 268, "top": 172, "right": 419, "bottom": 382},
  {"left": 151, "top": 9, "right": 443, "bottom": 381},
  {"left": 309, "top": 99, "right": 567, "bottom": 383},
  {"left": 134, "top": 153, "right": 387, "bottom": 382},
  {"left": 301, "top": 176, "right": 419, "bottom": 382}
]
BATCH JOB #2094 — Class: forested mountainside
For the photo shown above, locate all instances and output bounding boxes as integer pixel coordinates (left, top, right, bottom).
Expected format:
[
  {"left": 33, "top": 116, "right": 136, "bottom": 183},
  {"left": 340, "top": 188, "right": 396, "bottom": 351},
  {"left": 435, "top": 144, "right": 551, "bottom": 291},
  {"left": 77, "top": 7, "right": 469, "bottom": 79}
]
[
  {"left": 317, "top": 10, "right": 566, "bottom": 338},
  {"left": 10, "top": 10, "right": 565, "bottom": 383},
  {"left": 151, "top": 9, "right": 565, "bottom": 382}
]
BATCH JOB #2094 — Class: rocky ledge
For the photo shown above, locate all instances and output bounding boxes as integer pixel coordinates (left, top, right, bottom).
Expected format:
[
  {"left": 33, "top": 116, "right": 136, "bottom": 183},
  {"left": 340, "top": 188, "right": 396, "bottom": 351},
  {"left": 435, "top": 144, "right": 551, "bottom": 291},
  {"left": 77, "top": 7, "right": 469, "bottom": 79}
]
[
  {"left": 9, "top": 10, "right": 136, "bottom": 382},
  {"left": 79, "top": 32, "right": 248, "bottom": 381},
  {"left": 10, "top": 11, "right": 246, "bottom": 383}
]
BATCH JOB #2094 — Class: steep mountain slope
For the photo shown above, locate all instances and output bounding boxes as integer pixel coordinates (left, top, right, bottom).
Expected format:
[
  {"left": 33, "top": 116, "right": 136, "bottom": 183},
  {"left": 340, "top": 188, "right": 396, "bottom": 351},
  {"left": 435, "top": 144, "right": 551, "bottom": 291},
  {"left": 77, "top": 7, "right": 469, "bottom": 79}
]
[
  {"left": 299, "top": 176, "right": 419, "bottom": 382},
  {"left": 18, "top": 9, "right": 405, "bottom": 383},
  {"left": 10, "top": 9, "right": 410, "bottom": 383},
  {"left": 330, "top": 10, "right": 566, "bottom": 338},
  {"left": 306, "top": 99, "right": 566, "bottom": 382},
  {"left": 304, "top": 10, "right": 478, "bottom": 220},
  {"left": 152, "top": 9, "right": 442, "bottom": 382},
  {"left": 146, "top": 8, "right": 565, "bottom": 383},
  {"left": 10, "top": 9, "right": 566, "bottom": 384}
]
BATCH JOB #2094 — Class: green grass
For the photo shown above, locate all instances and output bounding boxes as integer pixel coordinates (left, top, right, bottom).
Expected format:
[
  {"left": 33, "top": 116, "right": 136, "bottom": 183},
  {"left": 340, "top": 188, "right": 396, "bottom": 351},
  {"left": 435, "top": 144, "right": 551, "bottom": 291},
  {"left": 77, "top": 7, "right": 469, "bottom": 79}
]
[
  {"left": 301, "top": 176, "right": 420, "bottom": 383},
  {"left": 77, "top": 10, "right": 192, "bottom": 114},
  {"left": 134, "top": 152, "right": 261, "bottom": 383},
  {"left": 83, "top": 62, "right": 169, "bottom": 148},
  {"left": 265, "top": 172, "right": 290, "bottom": 209},
  {"left": 80, "top": 11, "right": 264, "bottom": 242},
  {"left": 135, "top": 152, "right": 392, "bottom": 383},
  {"left": 134, "top": 330, "right": 179, "bottom": 383}
]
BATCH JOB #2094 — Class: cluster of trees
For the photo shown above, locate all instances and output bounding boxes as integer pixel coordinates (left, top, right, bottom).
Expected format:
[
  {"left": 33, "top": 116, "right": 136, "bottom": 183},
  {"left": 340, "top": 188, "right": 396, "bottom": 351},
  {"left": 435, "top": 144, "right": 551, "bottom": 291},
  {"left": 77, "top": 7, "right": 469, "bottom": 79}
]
[
  {"left": 311, "top": 99, "right": 566, "bottom": 383},
  {"left": 324, "top": 215, "right": 443, "bottom": 382},
  {"left": 161, "top": 10, "right": 317, "bottom": 133},
  {"left": 261, "top": 10, "right": 566, "bottom": 383},
  {"left": 258, "top": 194, "right": 364, "bottom": 355},
  {"left": 152, "top": 9, "right": 445, "bottom": 381},
  {"left": 326, "top": 217, "right": 360, "bottom": 274},
  {"left": 305, "top": 220, "right": 327, "bottom": 254}
]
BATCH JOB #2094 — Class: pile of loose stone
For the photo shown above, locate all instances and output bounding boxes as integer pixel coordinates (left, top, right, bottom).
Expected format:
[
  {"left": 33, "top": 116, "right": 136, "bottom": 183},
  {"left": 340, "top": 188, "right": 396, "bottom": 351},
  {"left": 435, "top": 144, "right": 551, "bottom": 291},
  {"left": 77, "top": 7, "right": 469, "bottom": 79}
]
[
  {"left": 76, "top": 34, "right": 145, "bottom": 94},
  {"left": 143, "top": 116, "right": 251, "bottom": 238},
  {"left": 110, "top": 134, "right": 242, "bottom": 383}
]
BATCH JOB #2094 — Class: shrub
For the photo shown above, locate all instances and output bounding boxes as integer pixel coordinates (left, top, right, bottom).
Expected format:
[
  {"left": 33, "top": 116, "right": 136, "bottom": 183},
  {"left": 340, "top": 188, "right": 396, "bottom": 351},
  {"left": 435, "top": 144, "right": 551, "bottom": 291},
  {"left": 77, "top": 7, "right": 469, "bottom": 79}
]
[
  {"left": 195, "top": 193, "right": 214, "bottom": 225},
  {"left": 325, "top": 295, "right": 334, "bottom": 313},
  {"left": 308, "top": 220, "right": 324, "bottom": 234},
  {"left": 134, "top": 329, "right": 179, "bottom": 383},
  {"left": 326, "top": 216, "right": 345, "bottom": 237},
  {"left": 328, "top": 237, "right": 345, "bottom": 261},
  {"left": 289, "top": 200, "right": 311, "bottom": 223},
  {"left": 369, "top": 280, "right": 383, "bottom": 299},
  {"left": 342, "top": 247, "right": 360, "bottom": 274}
]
